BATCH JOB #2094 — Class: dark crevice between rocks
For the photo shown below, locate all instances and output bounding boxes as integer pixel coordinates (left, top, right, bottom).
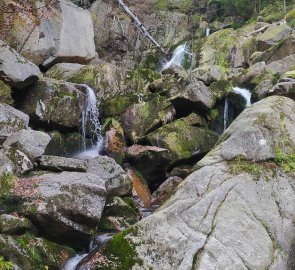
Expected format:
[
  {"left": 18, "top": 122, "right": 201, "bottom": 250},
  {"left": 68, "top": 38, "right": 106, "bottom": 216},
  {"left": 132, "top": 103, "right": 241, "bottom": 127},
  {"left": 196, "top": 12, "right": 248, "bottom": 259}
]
[
  {"left": 166, "top": 152, "right": 207, "bottom": 174},
  {"left": 27, "top": 214, "right": 90, "bottom": 252},
  {"left": 171, "top": 98, "right": 210, "bottom": 118}
]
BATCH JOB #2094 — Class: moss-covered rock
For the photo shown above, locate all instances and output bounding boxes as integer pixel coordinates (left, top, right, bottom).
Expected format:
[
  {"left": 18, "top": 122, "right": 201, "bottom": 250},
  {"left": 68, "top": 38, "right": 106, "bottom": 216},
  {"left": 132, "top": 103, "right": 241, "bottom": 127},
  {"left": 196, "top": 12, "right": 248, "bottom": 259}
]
[
  {"left": 0, "top": 233, "right": 75, "bottom": 270},
  {"left": 101, "top": 94, "right": 139, "bottom": 117},
  {"left": 257, "top": 24, "right": 292, "bottom": 51},
  {"left": 253, "top": 33, "right": 295, "bottom": 64},
  {"left": 199, "top": 28, "right": 238, "bottom": 68},
  {"left": 0, "top": 80, "right": 13, "bottom": 105},
  {"left": 79, "top": 227, "right": 143, "bottom": 270},
  {"left": 98, "top": 197, "right": 140, "bottom": 231},
  {"left": 285, "top": 9, "right": 295, "bottom": 28},
  {"left": 119, "top": 95, "right": 176, "bottom": 142},
  {"left": 0, "top": 103, "right": 29, "bottom": 143},
  {"left": 19, "top": 78, "right": 86, "bottom": 130},
  {"left": 146, "top": 113, "right": 218, "bottom": 163},
  {"left": 0, "top": 214, "right": 34, "bottom": 235}
]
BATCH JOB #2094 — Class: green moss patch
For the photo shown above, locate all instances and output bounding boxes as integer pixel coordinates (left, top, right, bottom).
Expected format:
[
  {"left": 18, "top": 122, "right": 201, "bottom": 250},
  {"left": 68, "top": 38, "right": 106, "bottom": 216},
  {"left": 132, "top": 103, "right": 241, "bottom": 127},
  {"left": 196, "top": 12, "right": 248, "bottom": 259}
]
[
  {"left": 0, "top": 80, "right": 13, "bottom": 105},
  {"left": 97, "top": 228, "right": 143, "bottom": 270}
]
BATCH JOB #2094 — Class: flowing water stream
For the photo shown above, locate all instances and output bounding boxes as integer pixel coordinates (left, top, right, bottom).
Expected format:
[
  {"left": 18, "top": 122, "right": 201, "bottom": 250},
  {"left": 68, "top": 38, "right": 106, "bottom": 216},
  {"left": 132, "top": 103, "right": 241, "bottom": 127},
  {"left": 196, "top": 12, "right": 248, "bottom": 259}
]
[
  {"left": 223, "top": 87, "right": 252, "bottom": 131},
  {"left": 161, "top": 43, "right": 190, "bottom": 71},
  {"left": 62, "top": 234, "right": 114, "bottom": 270},
  {"left": 232, "top": 87, "right": 252, "bottom": 107},
  {"left": 206, "top": 28, "right": 210, "bottom": 37},
  {"left": 75, "top": 85, "right": 103, "bottom": 159}
]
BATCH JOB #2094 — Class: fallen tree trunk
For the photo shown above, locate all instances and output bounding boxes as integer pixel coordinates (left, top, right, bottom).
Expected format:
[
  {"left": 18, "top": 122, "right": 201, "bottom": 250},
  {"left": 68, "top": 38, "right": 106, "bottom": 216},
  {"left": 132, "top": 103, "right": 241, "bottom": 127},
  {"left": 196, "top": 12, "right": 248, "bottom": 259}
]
[{"left": 116, "top": 0, "right": 167, "bottom": 55}]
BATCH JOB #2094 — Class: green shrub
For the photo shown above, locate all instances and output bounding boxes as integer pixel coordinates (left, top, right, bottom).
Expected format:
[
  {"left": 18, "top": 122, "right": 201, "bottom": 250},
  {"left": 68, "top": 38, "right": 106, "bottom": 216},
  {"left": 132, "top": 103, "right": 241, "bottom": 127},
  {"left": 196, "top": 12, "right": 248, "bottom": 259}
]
[{"left": 0, "top": 256, "right": 14, "bottom": 270}]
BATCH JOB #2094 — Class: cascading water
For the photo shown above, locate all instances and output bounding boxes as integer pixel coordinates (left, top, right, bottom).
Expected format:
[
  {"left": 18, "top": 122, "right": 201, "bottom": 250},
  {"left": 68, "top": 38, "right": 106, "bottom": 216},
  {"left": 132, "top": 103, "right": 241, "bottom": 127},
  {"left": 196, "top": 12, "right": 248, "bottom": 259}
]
[
  {"left": 232, "top": 86, "right": 252, "bottom": 107},
  {"left": 161, "top": 43, "right": 190, "bottom": 71},
  {"left": 206, "top": 28, "right": 210, "bottom": 37},
  {"left": 62, "top": 234, "right": 114, "bottom": 270},
  {"left": 62, "top": 254, "right": 87, "bottom": 270},
  {"left": 223, "top": 87, "right": 252, "bottom": 131},
  {"left": 75, "top": 85, "right": 103, "bottom": 159},
  {"left": 223, "top": 96, "right": 229, "bottom": 131}
]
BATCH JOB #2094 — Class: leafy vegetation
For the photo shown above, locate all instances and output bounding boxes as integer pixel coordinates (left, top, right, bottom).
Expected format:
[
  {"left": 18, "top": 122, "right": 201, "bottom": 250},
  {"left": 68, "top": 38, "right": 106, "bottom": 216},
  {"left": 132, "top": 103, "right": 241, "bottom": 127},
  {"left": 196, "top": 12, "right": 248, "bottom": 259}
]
[
  {"left": 0, "top": 256, "right": 14, "bottom": 270},
  {"left": 274, "top": 148, "right": 295, "bottom": 172}
]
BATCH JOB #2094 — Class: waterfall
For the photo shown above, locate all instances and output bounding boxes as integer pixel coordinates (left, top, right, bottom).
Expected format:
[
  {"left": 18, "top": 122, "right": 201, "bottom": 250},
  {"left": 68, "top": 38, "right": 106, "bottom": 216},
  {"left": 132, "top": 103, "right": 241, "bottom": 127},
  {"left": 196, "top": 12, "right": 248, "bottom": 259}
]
[
  {"left": 62, "top": 234, "right": 114, "bottom": 270},
  {"left": 75, "top": 85, "right": 103, "bottom": 159},
  {"left": 223, "top": 96, "right": 229, "bottom": 131},
  {"left": 161, "top": 43, "right": 189, "bottom": 71},
  {"left": 232, "top": 87, "right": 252, "bottom": 107},
  {"left": 223, "top": 87, "right": 251, "bottom": 131},
  {"left": 62, "top": 254, "right": 87, "bottom": 270},
  {"left": 206, "top": 28, "right": 210, "bottom": 37}
]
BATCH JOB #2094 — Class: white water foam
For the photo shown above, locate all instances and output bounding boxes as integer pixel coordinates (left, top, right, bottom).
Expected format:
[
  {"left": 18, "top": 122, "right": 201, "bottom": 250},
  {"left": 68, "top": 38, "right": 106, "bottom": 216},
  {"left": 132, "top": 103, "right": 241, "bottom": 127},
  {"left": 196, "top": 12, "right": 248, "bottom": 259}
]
[
  {"left": 223, "top": 96, "right": 229, "bottom": 131},
  {"left": 75, "top": 85, "right": 103, "bottom": 159},
  {"left": 62, "top": 254, "right": 87, "bottom": 270},
  {"left": 206, "top": 28, "right": 210, "bottom": 37},
  {"left": 161, "top": 43, "right": 190, "bottom": 71},
  {"left": 232, "top": 86, "right": 252, "bottom": 107}
]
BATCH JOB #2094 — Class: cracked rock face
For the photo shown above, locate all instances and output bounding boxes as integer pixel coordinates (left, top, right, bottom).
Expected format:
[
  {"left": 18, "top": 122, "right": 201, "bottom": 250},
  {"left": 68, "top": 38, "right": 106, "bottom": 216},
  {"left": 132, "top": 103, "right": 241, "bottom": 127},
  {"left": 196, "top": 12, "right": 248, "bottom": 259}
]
[{"left": 85, "top": 96, "right": 295, "bottom": 270}]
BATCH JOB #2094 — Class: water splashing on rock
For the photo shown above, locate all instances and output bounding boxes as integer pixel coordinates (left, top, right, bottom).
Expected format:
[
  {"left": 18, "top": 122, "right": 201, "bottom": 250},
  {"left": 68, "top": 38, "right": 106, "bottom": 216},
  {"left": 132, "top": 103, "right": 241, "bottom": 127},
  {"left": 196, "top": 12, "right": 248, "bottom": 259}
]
[
  {"left": 232, "top": 86, "right": 252, "bottom": 107},
  {"left": 206, "top": 28, "right": 210, "bottom": 37},
  {"left": 62, "top": 233, "right": 114, "bottom": 270},
  {"left": 75, "top": 85, "right": 103, "bottom": 159},
  {"left": 223, "top": 87, "right": 252, "bottom": 131},
  {"left": 161, "top": 43, "right": 190, "bottom": 71},
  {"left": 223, "top": 96, "right": 229, "bottom": 131},
  {"left": 62, "top": 254, "right": 87, "bottom": 270}
]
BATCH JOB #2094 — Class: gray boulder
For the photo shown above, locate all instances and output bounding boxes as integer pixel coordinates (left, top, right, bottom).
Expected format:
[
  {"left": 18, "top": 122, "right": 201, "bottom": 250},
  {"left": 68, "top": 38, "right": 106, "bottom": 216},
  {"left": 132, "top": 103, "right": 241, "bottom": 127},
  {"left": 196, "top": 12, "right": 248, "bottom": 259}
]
[
  {"left": 86, "top": 156, "right": 132, "bottom": 196},
  {"left": 19, "top": 78, "right": 86, "bottom": 130},
  {"left": 169, "top": 77, "right": 215, "bottom": 112},
  {"left": 5, "top": 0, "right": 95, "bottom": 67},
  {"left": 254, "top": 33, "right": 295, "bottom": 64},
  {"left": 0, "top": 103, "right": 29, "bottom": 143},
  {"left": 119, "top": 95, "right": 176, "bottom": 142},
  {"left": 86, "top": 96, "right": 295, "bottom": 270},
  {"left": 0, "top": 147, "right": 33, "bottom": 175},
  {"left": 257, "top": 24, "right": 292, "bottom": 51},
  {"left": 0, "top": 214, "right": 34, "bottom": 235},
  {"left": 3, "top": 129, "right": 51, "bottom": 160},
  {"left": 39, "top": 155, "right": 87, "bottom": 172},
  {"left": 0, "top": 40, "right": 40, "bottom": 89},
  {"left": 17, "top": 172, "right": 106, "bottom": 237},
  {"left": 266, "top": 54, "right": 295, "bottom": 75},
  {"left": 268, "top": 80, "right": 295, "bottom": 98}
]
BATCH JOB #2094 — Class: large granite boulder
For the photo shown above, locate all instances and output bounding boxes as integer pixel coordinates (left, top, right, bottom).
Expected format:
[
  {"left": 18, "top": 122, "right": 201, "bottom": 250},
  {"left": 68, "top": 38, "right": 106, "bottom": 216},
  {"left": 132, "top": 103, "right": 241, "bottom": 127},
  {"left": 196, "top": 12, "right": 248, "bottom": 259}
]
[
  {"left": 3, "top": 129, "right": 51, "bottom": 161},
  {"left": 19, "top": 78, "right": 86, "bottom": 130},
  {"left": 253, "top": 33, "right": 295, "bottom": 64},
  {"left": 169, "top": 77, "right": 215, "bottom": 113},
  {"left": 15, "top": 172, "right": 106, "bottom": 242},
  {"left": 0, "top": 234, "right": 74, "bottom": 269},
  {"left": 0, "top": 40, "right": 40, "bottom": 89},
  {"left": 4, "top": 0, "right": 95, "bottom": 67},
  {"left": 257, "top": 24, "right": 292, "bottom": 51},
  {"left": 38, "top": 155, "right": 88, "bottom": 172},
  {"left": 84, "top": 96, "right": 295, "bottom": 270},
  {"left": 0, "top": 103, "right": 29, "bottom": 144},
  {"left": 146, "top": 113, "right": 218, "bottom": 164},
  {"left": 0, "top": 147, "right": 33, "bottom": 176},
  {"left": 119, "top": 95, "right": 176, "bottom": 142},
  {"left": 0, "top": 214, "right": 34, "bottom": 235},
  {"left": 86, "top": 156, "right": 132, "bottom": 196}
]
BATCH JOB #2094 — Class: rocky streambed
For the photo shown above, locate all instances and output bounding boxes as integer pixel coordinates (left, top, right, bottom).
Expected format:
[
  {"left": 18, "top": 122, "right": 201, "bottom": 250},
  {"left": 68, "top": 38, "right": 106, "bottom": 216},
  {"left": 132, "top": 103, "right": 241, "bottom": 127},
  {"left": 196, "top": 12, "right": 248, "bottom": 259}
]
[{"left": 1, "top": 0, "right": 295, "bottom": 269}]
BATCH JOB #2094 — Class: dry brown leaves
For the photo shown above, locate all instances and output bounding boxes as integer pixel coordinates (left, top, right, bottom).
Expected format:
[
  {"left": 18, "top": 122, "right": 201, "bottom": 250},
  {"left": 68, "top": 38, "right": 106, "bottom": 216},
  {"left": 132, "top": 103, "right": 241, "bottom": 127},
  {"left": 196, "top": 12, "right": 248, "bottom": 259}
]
[{"left": 13, "top": 176, "right": 42, "bottom": 199}]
